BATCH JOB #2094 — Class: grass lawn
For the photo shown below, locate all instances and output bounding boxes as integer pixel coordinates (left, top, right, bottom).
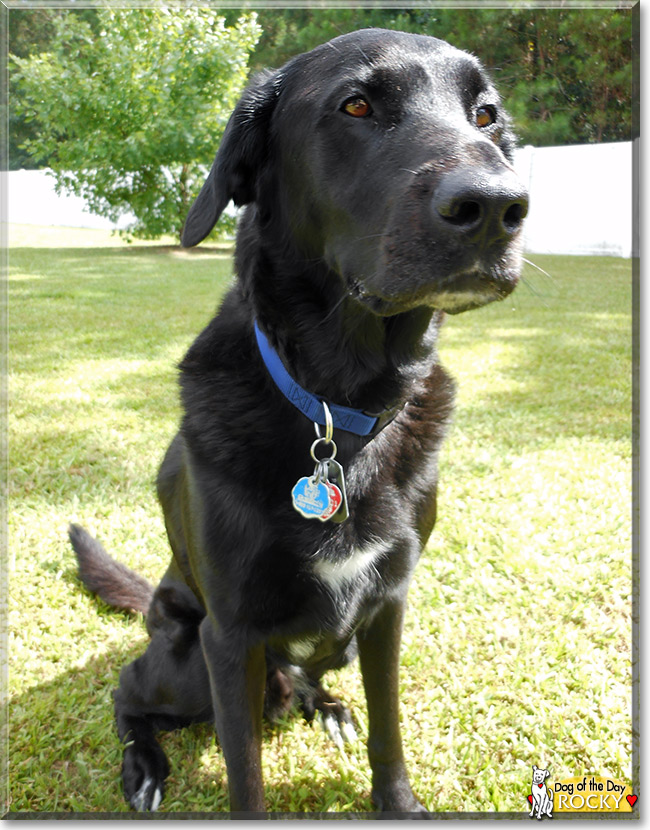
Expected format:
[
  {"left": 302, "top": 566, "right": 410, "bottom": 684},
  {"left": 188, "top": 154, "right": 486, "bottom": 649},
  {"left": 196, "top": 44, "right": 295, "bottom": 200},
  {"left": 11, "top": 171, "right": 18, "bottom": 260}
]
[{"left": 6, "top": 223, "right": 634, "bottom": 815}]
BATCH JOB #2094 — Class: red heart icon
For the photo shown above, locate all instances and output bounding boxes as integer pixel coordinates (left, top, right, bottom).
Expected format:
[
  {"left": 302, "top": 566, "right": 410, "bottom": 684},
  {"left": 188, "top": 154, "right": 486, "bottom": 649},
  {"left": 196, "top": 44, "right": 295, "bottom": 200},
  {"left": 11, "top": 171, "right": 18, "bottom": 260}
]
[
  {"left": 627, "top": 794, "right": 638, "bottom": 807},
  {"left": 527, "top": 795, "right": 533, "bottom": 804},
  {"left": 538, "top": 783, "right": 543, "bottom": 788}
]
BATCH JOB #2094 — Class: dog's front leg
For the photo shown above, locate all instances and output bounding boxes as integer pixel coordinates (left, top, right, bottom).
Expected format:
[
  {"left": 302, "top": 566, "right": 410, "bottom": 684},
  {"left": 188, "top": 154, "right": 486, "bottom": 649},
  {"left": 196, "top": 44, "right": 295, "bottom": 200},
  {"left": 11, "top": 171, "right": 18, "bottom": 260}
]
[
  {"left": 357, "top": 599, "right": 428, "bottom": 816},
  {"left": 200, "top": 617, "right": 266, "bottom": 814}
]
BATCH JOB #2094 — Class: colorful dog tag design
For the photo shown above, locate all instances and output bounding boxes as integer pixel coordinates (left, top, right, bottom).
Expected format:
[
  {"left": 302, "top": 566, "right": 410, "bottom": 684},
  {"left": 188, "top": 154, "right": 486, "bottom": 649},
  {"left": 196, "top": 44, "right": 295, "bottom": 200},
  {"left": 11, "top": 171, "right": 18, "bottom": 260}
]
[
  {"left": 320, "top": 482, "right": 343, "bottom": 521},
  {"left": 325, "top": 459, "right": 349, "bottom": 524},
  {"left": 292, "top": 412, "right": 349, "bottom": 523},
  {"left": 292, "top": 476, "right": 331, "bottom": 520}
]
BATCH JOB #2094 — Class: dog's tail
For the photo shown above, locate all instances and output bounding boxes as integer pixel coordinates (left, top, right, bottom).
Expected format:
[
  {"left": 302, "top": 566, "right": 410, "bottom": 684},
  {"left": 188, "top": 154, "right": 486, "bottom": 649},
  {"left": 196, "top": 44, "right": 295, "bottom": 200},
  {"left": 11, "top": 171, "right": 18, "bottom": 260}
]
[{"left": 68, "top": 523, "right": 154, "bottom": 615}]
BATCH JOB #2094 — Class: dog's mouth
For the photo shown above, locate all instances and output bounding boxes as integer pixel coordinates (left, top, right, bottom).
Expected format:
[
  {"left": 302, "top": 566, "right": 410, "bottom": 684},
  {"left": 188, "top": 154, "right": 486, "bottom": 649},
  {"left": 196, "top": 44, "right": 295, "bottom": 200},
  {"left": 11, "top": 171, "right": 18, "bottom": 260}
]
[
  {"left": 348, "top": 265, "right": 520, "bottom": 316},
  {"left": 423, "top": 266, "right": 519, "bottom": 314}
]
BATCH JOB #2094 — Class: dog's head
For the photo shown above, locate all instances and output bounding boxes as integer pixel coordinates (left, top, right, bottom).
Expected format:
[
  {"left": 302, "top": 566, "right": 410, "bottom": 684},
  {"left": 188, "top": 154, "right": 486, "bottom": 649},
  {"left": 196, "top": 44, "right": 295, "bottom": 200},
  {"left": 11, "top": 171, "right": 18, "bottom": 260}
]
[
  {"left": 182, "top": 28, "right": 528, "bottom": 316},
  {"left": 532, "top": 765, "right": 550, "bottom": 787}
]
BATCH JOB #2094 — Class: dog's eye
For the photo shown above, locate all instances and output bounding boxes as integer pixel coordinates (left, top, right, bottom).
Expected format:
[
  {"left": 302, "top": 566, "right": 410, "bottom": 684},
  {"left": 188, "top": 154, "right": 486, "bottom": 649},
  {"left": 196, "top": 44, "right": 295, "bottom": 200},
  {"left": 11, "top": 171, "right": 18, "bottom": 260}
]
[
  {"left": 475, "top": 106, "right": 497, "bottom": 128},
  {"left": 342, "top": 97, "right": 372, "bottom": 118}
]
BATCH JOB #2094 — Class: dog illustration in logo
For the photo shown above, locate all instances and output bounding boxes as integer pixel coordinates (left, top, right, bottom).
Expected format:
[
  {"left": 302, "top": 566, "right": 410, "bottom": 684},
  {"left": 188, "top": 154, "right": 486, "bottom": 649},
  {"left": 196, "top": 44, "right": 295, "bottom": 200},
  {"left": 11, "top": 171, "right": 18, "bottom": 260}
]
[{"left": 530, "top": 765, "right": 554, "bottom": 819}]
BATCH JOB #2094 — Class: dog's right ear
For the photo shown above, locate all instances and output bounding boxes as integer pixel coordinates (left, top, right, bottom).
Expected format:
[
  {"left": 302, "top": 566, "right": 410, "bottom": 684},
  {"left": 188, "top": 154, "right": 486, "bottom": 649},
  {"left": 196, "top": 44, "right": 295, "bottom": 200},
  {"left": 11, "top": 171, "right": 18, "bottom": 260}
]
[{"left": 181, "top": 71, "right": 282, "bottom": 248}]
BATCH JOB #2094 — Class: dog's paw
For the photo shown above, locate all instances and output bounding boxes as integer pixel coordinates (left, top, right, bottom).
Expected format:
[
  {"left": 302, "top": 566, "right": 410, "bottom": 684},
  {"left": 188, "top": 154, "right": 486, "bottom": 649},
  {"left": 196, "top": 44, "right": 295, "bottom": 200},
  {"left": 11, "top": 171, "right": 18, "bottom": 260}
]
[
  {"left": 130, "top": 776, "right": 163, "bottom": 812},
  {"left": 298, "top": 682, "right": 357, "bottom": 750},
  {"left": 122, "top": 741, "right": 169, "bottom": 812},
  {"left": 372, "top": 781, "right": 430, "bottom": 818},
  {"left": 317, "top": 707, "right": 358, "bottom": 750}
]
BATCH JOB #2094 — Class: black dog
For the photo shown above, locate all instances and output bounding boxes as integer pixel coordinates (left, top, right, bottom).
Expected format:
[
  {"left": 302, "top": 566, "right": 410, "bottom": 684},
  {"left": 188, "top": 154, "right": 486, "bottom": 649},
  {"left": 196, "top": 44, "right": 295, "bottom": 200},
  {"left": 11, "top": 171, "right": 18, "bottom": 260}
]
[{"left": 70, "top": 28, "right": 527, "bottom": 815}]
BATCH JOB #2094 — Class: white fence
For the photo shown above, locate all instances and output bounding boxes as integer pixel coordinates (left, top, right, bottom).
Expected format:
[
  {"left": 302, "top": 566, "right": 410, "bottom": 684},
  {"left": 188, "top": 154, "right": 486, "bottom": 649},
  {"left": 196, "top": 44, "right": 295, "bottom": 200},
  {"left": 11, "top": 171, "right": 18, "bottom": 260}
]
[
  {"left": 7, "top": 169, "right": 136, "bottom": 231},
  {"left": 513, "top": 141, "right": 634, "bottom": 258},
  {"left": 7, "top": 141, "right": 635, "bottom": 257}
]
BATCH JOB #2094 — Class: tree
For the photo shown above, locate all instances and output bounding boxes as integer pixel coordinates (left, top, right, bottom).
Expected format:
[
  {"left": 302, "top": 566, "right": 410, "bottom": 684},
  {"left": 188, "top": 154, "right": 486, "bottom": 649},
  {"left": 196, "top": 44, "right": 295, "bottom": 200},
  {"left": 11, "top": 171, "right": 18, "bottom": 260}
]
[
  {"left": 249, "top": 7, "right": 632, "bottom": 147},
  {"left": 477, "top": 8, "right": 633, "bottom": 146},
  {"left": 9, "top": 7, "right": 60, "bottom": 169},
  {"left": 11, "top": 8, "right": 261, "bottom": 239}
]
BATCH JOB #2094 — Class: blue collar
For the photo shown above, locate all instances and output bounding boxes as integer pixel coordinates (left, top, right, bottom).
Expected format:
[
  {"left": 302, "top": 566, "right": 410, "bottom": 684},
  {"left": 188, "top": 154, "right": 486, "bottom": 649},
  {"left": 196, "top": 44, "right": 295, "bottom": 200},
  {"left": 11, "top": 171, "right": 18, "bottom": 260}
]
[{"left": 254, "top": 321, "right": 400, "bottom": 436}]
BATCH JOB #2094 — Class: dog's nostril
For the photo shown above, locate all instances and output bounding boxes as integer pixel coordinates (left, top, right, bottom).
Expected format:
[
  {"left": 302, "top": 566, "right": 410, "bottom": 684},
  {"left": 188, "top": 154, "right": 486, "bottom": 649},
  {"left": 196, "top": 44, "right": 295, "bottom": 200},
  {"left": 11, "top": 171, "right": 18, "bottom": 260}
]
[
  {"left": 439, "top": 199, "right": 482, "bottom": 228},
  {"left": 503, "top": 201, "right": 526, "bottom": 233},
  {"left": 433, "top": 181, "right": 529, "bottom": 244}
]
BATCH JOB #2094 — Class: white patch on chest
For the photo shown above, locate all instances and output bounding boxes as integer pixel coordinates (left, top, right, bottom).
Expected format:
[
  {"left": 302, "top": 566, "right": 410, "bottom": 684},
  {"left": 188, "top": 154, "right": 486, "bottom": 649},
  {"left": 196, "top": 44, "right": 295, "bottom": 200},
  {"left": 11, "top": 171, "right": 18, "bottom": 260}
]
[
  {"left": 313, "top": 538, "right": 392, "bottom": 592},
  {"left": 286, "top": 635, "right": 320, "bottom": 663}
]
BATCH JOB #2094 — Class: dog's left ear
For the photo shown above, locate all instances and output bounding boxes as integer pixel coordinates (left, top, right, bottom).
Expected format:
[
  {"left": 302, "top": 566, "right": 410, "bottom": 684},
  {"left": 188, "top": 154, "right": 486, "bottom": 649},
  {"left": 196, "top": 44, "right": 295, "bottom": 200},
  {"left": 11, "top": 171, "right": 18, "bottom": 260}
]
[{"left": 181, "top": 70, "right": 282, "bottom": 247}]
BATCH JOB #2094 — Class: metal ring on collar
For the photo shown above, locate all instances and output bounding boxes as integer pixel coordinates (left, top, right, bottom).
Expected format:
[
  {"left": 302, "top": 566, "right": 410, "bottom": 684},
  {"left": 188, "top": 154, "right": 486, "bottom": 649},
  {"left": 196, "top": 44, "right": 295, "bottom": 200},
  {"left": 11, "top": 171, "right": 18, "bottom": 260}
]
[
  {"left": 310, "top": 437, "right": 337, "bottom": 463},
  {"left": 313, "top": 400, "right": 334, "bottom": 444}
]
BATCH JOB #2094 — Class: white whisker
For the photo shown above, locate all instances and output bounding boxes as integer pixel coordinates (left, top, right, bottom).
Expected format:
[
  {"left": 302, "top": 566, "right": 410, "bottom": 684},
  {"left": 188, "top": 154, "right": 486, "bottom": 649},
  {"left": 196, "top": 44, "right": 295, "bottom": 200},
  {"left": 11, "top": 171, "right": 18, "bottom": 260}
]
[
  {"left": 352, "top": 233, "right": 385, "bottom": 243},
  {"left": 519, "top": 256, "right": 558, "bottom": 307},
  {"left": 317, "top": 292, "right": 350, "bottom": 327},
  {"left": 522, "top": 256, "right": 555, "bottom": 284}
]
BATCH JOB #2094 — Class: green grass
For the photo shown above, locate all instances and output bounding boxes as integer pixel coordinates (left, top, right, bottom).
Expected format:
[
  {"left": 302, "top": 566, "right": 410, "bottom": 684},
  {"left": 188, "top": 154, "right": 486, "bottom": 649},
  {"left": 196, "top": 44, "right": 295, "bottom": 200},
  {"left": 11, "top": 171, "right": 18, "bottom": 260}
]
[{"left": 6, "top": 224, "right": 634, "bottom": 814}]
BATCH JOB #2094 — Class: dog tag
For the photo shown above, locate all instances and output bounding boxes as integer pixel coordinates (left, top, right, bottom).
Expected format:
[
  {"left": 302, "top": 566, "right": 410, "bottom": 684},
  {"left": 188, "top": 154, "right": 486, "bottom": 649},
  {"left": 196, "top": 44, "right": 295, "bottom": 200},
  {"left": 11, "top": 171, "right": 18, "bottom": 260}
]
[
  {"left": 320, "top": 482, "right": 343, "bottom": 521},
  {"left": 292, "top": 477, "right": 332, "bottom": 520},
  {"left": 293, "top": 415, "right": 349, "bottom": 524},
  {"left": 325, "top": 459, "right": 349, "bottom": 523}
]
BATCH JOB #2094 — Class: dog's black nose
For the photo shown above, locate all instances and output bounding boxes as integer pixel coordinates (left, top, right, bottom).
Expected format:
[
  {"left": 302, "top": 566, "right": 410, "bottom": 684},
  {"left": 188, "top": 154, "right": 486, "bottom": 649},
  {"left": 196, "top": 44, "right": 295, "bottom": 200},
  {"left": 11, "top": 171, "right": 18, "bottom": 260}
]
[{"left": 432, "top": 166, "right": 528, "bottom": 245}]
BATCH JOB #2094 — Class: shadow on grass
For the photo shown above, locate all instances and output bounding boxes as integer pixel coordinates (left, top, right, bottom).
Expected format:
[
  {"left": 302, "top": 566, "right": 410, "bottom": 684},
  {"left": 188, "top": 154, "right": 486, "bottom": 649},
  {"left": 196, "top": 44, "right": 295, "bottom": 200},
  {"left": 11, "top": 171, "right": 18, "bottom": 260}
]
[
  {"left": 9, "top": 250, "right": 633, "bottom": 522},
  {"left": 10, "top": 564, "right": 369, "bottom": 814},
  {"left": 11, "top": 249, "right": 632, "bottom": 445},
  {"left": 10, "top": 247, "right": 234, "bottom": 355},
  {"left": 7, "top": 623, "right": 371, "bottom": 815},
  {"left": 438, "top": 257, "right": 632, "bottom": 448}
]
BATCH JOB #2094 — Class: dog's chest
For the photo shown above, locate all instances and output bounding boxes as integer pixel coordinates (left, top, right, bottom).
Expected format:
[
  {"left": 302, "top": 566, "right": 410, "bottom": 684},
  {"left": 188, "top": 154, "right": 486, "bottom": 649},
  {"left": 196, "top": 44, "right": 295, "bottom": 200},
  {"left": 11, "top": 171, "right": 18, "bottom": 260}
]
[
  {"left": 268, "top": 532, "right": 412, "bottom": 671},
  {"left": 311, "top": 537, "right": 391, "bottom": 593},
  {"left": 281, "top": 543, "right": 389, "bottom": 664},
  {"left": 253, "top": 527, "right": 404, "bottom": 662}
]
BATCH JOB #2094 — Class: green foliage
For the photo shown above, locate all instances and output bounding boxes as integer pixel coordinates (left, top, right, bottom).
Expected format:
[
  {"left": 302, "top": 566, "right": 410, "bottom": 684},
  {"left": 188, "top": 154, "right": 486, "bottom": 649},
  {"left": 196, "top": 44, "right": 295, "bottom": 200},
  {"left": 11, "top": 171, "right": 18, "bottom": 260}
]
[
  {"left": 489, "top": 9, "right": 633, "bottom": 146},
  {"left": 11, "top": 8, "right": 261, "bottom": 240},
  {"left": 8, "top": 8, "right": 59, "bottom": 169},
  {"left": 252, "top": 7, "right": 633, "bottom": 147}
]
